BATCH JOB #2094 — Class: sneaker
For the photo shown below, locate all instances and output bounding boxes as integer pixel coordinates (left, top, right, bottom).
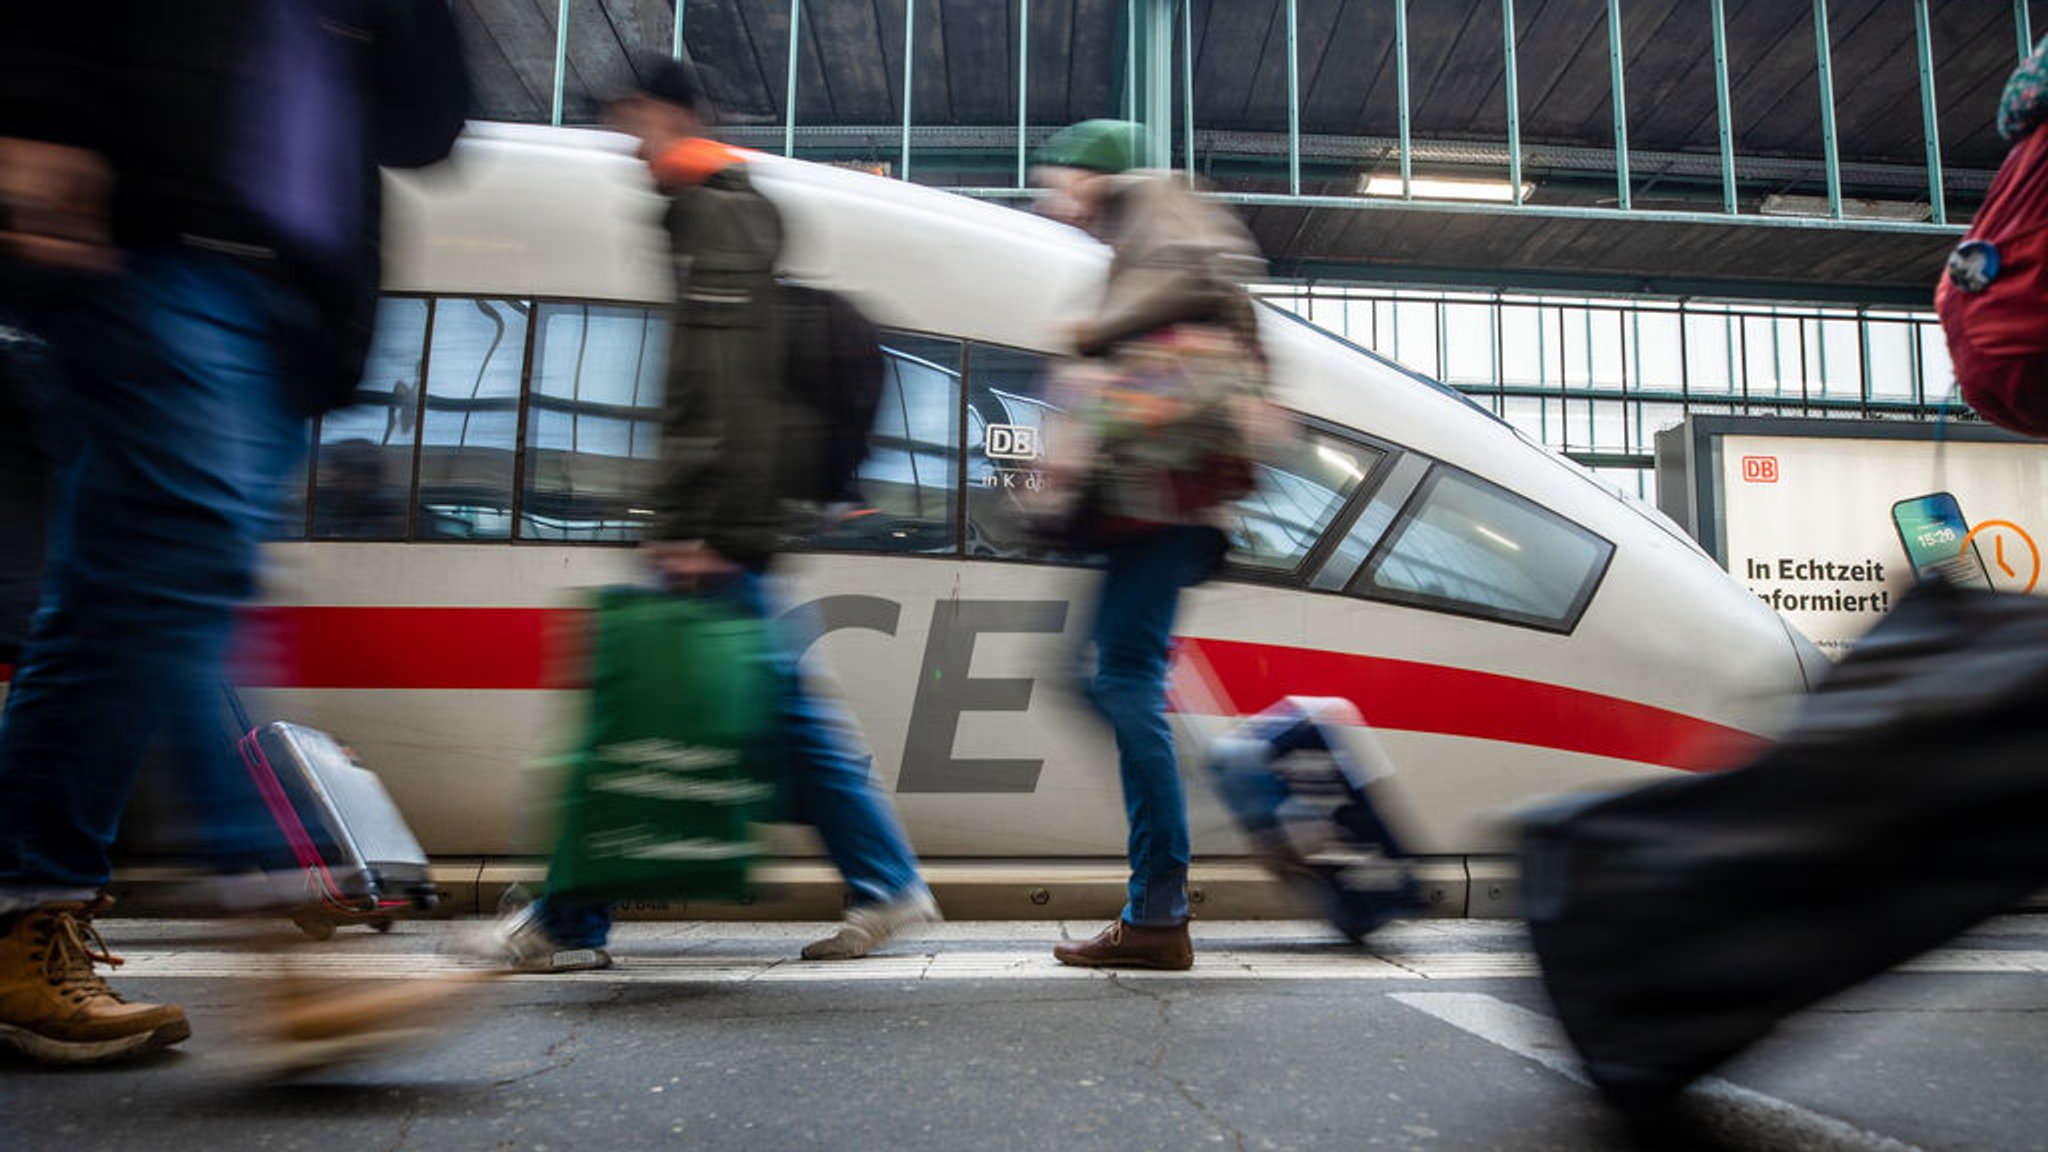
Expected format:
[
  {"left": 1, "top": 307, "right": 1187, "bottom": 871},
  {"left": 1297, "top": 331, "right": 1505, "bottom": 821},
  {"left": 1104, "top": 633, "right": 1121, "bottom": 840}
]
[
  {"left": 1052, "top": 919, "right": 1193, "bottom": 971},
  {"left": 800, "top": 889, "right": 942, "bottom": 961},
  {"left": 248, "top": 971, "right": 492, "bottom": 1080},
  {"left": 472, "top": 902, "right": 613, "bottom": 973},
  {"left": 0, "top": 898, "right": 193, "bottom": 1064}
]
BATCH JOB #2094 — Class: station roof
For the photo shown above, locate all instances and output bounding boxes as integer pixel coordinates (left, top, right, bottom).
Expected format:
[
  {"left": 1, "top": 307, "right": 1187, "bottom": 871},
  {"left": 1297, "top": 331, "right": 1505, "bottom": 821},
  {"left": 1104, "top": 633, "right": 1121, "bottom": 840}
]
[{"left": 454, "top": 0, "right": 2040, "bottom": 305}]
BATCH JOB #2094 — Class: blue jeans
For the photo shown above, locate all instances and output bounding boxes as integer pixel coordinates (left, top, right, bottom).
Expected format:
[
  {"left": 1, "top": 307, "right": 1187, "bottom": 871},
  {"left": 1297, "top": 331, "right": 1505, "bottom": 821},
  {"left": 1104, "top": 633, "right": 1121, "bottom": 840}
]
[
  {"left": 0, "top": 253, "right": 307, "bottom": 904},
  {"left": 1087, "top": 525, "right": 1225, "bottom": 928},
  {"left": 535, "top": 572, "right": 927, "bottom": 949}
]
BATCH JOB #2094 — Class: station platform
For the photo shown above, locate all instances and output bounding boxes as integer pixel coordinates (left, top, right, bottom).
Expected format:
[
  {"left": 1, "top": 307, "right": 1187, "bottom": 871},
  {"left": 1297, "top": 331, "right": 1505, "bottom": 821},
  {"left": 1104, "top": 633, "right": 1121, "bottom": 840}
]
[{"left": 9, "top": 915, "right": 2048, "bottom": 1151}]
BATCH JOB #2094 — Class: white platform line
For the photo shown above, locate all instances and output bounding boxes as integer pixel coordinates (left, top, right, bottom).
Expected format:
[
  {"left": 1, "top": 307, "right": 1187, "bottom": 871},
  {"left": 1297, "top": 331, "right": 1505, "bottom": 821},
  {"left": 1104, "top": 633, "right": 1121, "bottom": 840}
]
[
  {"left": 109, "top": 946, "right": 2048, "bottom": 984},
  {"left": 1391, "top": 992, "right": 1929, "bottom": 1152}
]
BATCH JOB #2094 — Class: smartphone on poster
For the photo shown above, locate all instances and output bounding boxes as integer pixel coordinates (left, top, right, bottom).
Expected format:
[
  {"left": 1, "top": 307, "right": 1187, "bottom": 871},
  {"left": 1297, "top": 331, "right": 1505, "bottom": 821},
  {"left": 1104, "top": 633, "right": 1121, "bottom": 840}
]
[{"left": 1891, "top": 492, "right": 1993, "bottom": 589}]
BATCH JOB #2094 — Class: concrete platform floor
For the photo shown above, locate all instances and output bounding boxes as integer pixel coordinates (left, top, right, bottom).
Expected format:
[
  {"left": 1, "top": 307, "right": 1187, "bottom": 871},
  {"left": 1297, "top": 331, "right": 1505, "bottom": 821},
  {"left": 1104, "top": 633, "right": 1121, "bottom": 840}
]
[{"left": 7, "top": 916, "right": 2048, "bottom": 1152}]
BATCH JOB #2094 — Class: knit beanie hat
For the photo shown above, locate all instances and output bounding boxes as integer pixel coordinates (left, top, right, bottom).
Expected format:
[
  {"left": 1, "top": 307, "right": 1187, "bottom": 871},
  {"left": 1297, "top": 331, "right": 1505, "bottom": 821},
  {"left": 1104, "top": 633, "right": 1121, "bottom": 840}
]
[{"left": 1038, "top": 119, "right": 1147, "bottom": 174}]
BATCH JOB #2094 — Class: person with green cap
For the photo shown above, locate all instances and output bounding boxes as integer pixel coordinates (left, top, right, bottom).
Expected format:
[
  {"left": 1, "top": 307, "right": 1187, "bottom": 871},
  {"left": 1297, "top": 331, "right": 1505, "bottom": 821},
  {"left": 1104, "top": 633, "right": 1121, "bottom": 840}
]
[{"left": 1034, "top": 120, "right": 1268, "bottom": 971}]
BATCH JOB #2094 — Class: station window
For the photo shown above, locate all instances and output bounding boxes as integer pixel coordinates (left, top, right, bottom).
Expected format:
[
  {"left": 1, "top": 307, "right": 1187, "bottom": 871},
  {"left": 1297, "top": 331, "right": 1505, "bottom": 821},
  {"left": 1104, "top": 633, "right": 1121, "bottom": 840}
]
[
  {"left": 521, "top": 303, "right": 665, "bottom": 542},
  {"left": 1353, "top": 466, "right": 1612, "bottom": 632},
  {"left": 795, "top": 333, "right": 961, "bottom": 555},
  {"left": 418, "top": 297, "right": 527, "bottom": 540},
  {"left": 309, "top": 297, "right": 427, "bottom": 540}
]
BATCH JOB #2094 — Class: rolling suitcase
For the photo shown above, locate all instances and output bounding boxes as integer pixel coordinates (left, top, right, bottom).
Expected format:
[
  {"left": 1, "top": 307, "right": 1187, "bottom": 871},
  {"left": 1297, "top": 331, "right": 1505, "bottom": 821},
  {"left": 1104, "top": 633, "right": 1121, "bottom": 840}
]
[
  {"left": 234, "top": 700, "right": 439, "bottom": 938},
  {"left": 1206, "top": 696, "right": 1422, "bottom": 941}
]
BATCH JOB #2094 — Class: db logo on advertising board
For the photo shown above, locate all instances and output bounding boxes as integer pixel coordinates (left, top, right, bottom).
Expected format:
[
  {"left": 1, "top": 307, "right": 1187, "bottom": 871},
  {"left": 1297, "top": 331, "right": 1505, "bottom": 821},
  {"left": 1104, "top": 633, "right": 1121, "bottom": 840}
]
[
  {"left": 984, "top": 424, "right": 1042, "bottom": 461},
  {"left": 1741, "top": 455, "right": 1779, "bottom": 483}
]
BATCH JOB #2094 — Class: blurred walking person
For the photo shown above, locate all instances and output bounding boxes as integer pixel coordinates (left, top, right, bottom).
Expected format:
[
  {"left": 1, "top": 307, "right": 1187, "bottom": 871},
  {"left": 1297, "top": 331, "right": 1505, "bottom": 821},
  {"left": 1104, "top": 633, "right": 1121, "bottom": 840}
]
[
  {"left": 0, "top": 2, "right": 468, "bottom": 1065},
  {"left": 483, "top": 58, "right": 940, "bottom": 971},
  {"left": 1031, "top": 121, "right": 1269, "bottom": 971}
]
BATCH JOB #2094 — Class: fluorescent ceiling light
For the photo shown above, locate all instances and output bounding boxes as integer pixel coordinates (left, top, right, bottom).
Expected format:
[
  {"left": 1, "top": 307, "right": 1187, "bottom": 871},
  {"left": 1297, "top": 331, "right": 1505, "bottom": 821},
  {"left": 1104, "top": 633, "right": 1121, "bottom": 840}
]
[
  {"left": 1758, "top": 193, "right": 1929, "bottom": 222},
  {"left": 1474, "top": 524, "right": 1524, "bottom": 553},
  {"left": 1360, "top": 175, "right": 1532, "bottom": 202},
  {"left": 1315, "top": 443, "right": 1364, "bottom": 480}
]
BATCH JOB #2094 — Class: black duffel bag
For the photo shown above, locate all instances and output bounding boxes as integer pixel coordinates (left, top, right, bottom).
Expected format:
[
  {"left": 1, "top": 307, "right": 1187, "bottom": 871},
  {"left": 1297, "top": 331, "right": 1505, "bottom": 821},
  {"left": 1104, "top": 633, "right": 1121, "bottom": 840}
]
[{"left": 1522, "top": 579, "right": 2048, "bottom": 1119}]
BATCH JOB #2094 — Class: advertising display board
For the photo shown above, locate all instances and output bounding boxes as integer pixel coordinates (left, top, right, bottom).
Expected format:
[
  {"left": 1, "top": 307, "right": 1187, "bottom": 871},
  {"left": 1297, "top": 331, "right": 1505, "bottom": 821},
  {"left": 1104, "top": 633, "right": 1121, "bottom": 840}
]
[{"left": 1657, "top": 416, "right": 2048, "bottom": 657}]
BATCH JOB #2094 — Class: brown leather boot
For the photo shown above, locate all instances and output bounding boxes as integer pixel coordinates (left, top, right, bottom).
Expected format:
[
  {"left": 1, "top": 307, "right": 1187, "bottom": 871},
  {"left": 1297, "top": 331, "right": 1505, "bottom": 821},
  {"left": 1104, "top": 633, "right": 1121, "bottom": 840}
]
[
  {"left": 0, "top": 898, "right": 191, "bottom": 1064},
  {"left": 1053, "top": 919, "right": 1193, "bottom": 971}
]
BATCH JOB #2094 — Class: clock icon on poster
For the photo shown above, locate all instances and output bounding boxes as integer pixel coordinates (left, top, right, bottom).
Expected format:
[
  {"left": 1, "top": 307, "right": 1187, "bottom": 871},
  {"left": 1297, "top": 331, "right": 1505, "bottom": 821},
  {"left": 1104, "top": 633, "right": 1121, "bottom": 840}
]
[{"left": 1960, "top": 520, "right": 2040, "bottom": 594}]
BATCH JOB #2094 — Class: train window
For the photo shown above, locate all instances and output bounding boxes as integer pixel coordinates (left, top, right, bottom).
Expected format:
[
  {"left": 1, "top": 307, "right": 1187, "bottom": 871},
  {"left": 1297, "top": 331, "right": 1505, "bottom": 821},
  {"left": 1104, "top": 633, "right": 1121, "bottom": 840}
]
[
  {"left": 795, "top": 333, "right": 961, "bottom": 555},
  {"left": 310, "top": 297, "right": 427, "bottom": 540},
  {"left": 964, "top": 344, "right": 1064, "bottom": 560},
  {"left": 1353, "top": 467, "right": 1613, "bottom": 632},
  {"left": 418, "top": 297, "right": 528, "bottom": 540},
  {"left": 1310, "top": 452, "right": 1430, "bottom": 592},
  {"left": 520, "top": 303, "right": 666, "bottom": 542},
  {"left": 1221, "top": 429, "right": 1382, "bottom": 573}
]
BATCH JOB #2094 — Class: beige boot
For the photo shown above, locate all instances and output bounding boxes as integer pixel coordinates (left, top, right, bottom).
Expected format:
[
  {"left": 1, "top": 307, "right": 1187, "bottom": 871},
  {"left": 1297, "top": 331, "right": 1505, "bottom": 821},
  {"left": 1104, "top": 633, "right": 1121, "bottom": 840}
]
[
  {"left": 0, "top": 898, "right": 191, "bottom": 1064},
  {"left": 248, "top": 970, "right": 497, "bottom": 1080}
]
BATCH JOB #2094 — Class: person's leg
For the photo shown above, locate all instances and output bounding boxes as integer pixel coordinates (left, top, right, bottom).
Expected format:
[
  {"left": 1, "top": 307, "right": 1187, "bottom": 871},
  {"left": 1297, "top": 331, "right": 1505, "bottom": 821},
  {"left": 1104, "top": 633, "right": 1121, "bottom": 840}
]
[
  {"left": 1055, "top": 525, "right": 1220, "bottom": 972},
  {"left": 0, "top": 252, "right": 306, "bottom": 1062},
  {"left": 753, "top": 578, "right": 926, "bottom": 908},
  {"left": 1091, "top": 527, "right": 1222, "bottom": 927},
  {"left": 753, "top": 579, "right": 938, "bottom": 959},
  {"left": 0, "top": 252, "right": 303, "bottom": 901}
]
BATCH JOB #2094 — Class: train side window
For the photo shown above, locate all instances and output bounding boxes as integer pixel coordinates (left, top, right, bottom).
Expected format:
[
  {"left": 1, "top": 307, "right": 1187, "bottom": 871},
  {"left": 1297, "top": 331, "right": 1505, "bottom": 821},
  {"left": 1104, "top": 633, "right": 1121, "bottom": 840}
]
[
  {"left": 795, "top": 332, "right": 961, "bottom": 555},
  {"left": 418, "top": 297, "right": 528, "bottom": 540},
  {"left": 964, "top": 344, "right": 1065, "bottom": 560},
  {"left": 310, "top": 297, "right": 427, "bottom": 540},
  {"left": 521, "top": 303, "right": 666, "bottom": 542},
  {"left": 1221, "top": 429, "right": 1383, "bottom": 573},
  {"left": 1351, "top": 467, "right": 1613, "bottom": 632}
]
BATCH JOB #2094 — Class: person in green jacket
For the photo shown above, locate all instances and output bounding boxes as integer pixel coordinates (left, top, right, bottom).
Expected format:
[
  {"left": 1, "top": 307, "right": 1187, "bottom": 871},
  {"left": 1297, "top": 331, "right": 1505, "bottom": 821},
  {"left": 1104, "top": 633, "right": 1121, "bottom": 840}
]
[{"left": 483, "top": 57, "right": 939, "bottom": 971}]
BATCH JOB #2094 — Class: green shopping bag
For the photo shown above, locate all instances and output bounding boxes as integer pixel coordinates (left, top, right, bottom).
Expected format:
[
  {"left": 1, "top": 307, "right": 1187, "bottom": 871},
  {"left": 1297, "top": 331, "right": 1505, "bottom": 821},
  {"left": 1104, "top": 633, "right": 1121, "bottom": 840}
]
[{"left": 545, "top": 587, "right": 779, "bottom": 902}]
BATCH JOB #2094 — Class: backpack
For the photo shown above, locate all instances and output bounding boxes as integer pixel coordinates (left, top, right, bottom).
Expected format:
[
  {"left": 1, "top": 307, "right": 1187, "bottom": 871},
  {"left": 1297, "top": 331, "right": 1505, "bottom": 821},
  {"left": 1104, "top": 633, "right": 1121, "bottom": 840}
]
[
  {"left": 777, "top": 282, "right": 886, "bottom": 503},
  {"left": 1935, "top": 123, "right": 2048, "bottom": 439}
]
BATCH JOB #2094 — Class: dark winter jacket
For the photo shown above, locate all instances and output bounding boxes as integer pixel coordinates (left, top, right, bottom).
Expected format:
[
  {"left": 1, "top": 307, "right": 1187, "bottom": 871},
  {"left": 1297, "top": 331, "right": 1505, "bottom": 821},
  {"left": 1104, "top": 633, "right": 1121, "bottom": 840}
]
[{"left": 647, "top": 141, "right": 786, "bottom": 571}]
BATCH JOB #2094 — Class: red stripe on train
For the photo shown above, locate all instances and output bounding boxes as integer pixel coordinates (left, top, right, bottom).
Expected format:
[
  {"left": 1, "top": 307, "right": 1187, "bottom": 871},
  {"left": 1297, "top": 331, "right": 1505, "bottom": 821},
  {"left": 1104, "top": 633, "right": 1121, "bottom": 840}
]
[
  {"left": 1174, "top": 637, "right": 1762, "bottom": 773},
  {"left": 223, "top": 605, "right": 1760, "bottom": 773}
]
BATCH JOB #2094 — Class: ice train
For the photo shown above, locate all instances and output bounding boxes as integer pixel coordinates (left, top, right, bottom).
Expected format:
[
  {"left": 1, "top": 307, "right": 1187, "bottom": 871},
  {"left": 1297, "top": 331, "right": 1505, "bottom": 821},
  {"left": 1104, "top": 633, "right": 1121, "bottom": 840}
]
[{"left": 241, "top": 122, "right": 1819, "bottom": 879}]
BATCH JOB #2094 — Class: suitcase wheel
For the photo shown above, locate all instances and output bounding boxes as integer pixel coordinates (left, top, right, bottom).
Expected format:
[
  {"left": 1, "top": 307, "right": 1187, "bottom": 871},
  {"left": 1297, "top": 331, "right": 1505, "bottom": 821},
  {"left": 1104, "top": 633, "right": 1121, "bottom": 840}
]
[{"left": 294, "top": 916, "right": 336, "bottom": 941}]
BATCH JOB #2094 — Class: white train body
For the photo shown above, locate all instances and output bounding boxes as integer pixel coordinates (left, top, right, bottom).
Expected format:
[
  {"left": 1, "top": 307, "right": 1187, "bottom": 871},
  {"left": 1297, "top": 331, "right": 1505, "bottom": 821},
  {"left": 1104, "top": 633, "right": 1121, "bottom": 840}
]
[{"left": 254, "top": 123, "right": 1816, "bottom": 861}]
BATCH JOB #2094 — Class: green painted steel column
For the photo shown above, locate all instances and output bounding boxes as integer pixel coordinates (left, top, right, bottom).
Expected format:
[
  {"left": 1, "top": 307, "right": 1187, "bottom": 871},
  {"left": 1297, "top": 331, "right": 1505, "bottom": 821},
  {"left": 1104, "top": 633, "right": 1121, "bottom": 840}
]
[
  {"left": 1142, "top": 0, "right": 1173, "bottom": 169},
  {"left": 1396, "top": 0, "right": 1412, "bottom": 197},
  {"left": 2021, "top": 0, "right": 2036, "bottom": 61},
  {"left": 1017, "top": 0, "right": 1029, "bottom": 188},
  {"left": 1914, "top": 0, "right": 1946, "bottom": 225},
  {"left": 1117, "top": 0, "right": 1175, "bottom": 171},
  {"left": 1813, "top": 0, "right": 1843, "bottom": 220},
  {"left": 1130, "top": 0, "right": 1146, "bottom": 120},
  {"left": 1288, "top": 0, "right": 1302, "bottom": 195},
  {"left": 902, "top": 0, "right": 916, "bottom": 180},
  {"left": 552, "top": 0, "right": 569, "bottom": 126},
  {"left": 1607, "top": 0, "right": 1630, "bottom": 210},
  {"left": 674, "top": 0, "right": 684, "bottom": 59},
  {"left": 1502, "top": 0, "right": 1523, "bottom": 205},
  {"left": 1711, "top": 0, "right": 1737, "bottom": 215},
  {"left": 1183, "top": 0, "right": 1195, "bottom": 182},
  {"left": 784, "top": 0, "right": 801, "bottom": 158}
]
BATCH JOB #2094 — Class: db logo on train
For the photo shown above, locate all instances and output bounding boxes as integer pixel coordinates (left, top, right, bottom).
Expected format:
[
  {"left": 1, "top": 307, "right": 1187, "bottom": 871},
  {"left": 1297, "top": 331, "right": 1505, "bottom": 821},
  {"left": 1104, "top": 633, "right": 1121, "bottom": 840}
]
[{"left": 1741, "top": 455, "right": 1780, "bottom": 483}]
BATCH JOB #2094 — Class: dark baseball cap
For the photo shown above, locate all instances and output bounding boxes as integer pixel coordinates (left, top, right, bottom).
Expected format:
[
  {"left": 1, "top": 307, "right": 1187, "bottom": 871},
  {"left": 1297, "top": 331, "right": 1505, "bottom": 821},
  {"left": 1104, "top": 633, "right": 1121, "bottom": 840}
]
[{"left": 620, "top": 54, "right": 705, "bottom": 112}]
